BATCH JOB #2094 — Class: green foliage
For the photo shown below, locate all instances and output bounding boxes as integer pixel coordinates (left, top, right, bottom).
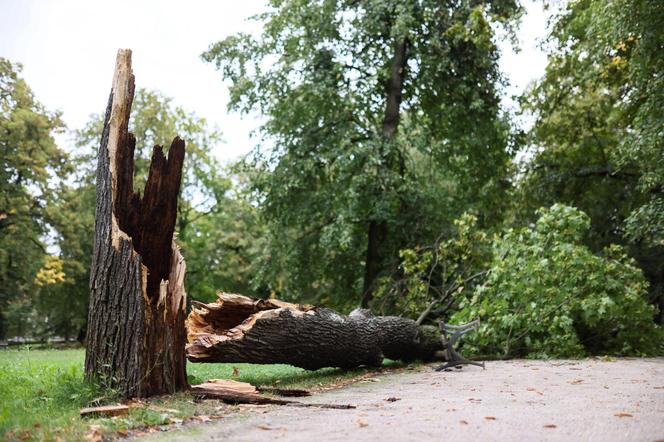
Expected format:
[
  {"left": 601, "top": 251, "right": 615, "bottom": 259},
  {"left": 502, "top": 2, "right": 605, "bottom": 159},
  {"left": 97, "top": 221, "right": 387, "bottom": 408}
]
[
  {"left": 519, "top": 0, "right": 664, "bottom": 320},
  {"left": 204, "top": 0, "right": 521, "bottom": 307},
  {"left": 374, "top": 213, "right": 491, "bottom": 320},
  {"left": 0, "top": 58, "right": 69, "bottom": 339},
  {"left": 453, "top": 204, "right": 662, "bottom": 358},
  {"left": 182, "top": 168, "right": 267, "bottom": 302}
]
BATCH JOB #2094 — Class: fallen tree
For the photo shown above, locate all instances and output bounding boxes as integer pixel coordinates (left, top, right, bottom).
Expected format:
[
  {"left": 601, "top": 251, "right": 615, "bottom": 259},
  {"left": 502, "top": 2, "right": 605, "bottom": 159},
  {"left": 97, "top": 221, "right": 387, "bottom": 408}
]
[{"left": 186, "top": 293, "right": 443, "bottom": 370}]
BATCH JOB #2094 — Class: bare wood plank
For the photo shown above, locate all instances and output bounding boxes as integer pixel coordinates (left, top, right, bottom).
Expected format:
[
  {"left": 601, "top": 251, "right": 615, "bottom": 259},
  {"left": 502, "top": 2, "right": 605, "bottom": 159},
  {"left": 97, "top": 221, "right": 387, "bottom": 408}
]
[{"left": 80, "top": 405, "right": 129, "bottom": 418}]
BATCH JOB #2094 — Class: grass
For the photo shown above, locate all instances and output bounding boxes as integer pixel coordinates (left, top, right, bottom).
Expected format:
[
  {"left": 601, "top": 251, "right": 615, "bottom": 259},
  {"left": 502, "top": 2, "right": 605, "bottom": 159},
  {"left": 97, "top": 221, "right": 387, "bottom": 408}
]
[{"left": 0, "top": 347, "right": 403, "bottom": 441}]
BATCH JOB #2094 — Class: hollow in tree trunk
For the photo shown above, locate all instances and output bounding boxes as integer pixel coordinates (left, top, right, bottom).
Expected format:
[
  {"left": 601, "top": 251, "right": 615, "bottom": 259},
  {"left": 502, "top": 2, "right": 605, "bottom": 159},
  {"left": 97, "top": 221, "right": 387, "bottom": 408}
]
[{"left": 84, "top": 49, "right": 187, "bottom": 398}]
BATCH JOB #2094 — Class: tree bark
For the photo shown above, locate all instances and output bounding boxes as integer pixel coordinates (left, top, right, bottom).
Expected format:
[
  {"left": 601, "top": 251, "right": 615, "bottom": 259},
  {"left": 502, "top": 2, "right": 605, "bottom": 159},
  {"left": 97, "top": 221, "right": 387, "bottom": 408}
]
[
  {"left": 85, "top": 49, "right": 188, "bottom": 398},
  {"left": 362, "top": 38, "right": 409, "bottom": 307},
  {"left": 186, "top": 293, "right": 441, "bottom": 370},
  {"left": 362, "top": 219, "right": 387, "bottom": 307}
]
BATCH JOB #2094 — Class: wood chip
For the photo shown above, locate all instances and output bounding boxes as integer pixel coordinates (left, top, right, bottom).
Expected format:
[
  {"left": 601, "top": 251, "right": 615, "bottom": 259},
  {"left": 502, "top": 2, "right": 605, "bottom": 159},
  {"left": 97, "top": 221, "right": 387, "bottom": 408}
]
[
  {"left": 484, "top": 416, "right": 497, "bottom": 420},
  {"left": 358, "top": 419, "right": 369, "bottom": 427},
  {"left": 459, "top": 420, "right": 468, "bottom": 425},
  {"left": 202, "top": 379, "right": 258, "bottom": 394},
  {"left": 543, "top": 424, "right": 557, "bottom": 428},
  {"left": 80, "top": 405, "right": 129, "bottom": 418}
]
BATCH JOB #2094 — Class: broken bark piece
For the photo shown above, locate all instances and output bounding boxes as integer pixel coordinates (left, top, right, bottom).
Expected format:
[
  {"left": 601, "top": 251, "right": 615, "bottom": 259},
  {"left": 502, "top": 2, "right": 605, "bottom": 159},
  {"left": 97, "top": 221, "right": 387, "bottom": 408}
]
[
  {"left": 186, "top": 293, "right": 442, "bottom": 370},
  {"left": 196, "top": 379, "right": 318, "bottom": 398},
  {"left": 257, "top": 386, "right": 311, "bottom": 397},
  {"left": 80, "top": 405, "right": 129, "bottom": 418},
  {"left": 195, "top": 379, "right": 258, "bottom": 395},
  {"left": 84, "top": 49, "right": 187, "bottom": 398},
  {"left": 190, "top": 381, "right": 353, "bottom": 409}
]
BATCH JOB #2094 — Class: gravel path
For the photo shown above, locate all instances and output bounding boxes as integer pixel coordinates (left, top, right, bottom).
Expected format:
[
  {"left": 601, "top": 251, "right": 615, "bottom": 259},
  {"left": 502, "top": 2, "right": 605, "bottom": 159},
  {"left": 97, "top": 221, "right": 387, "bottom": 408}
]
[{"left": 149, "top": 358, "right": 664, "bottom": 441}]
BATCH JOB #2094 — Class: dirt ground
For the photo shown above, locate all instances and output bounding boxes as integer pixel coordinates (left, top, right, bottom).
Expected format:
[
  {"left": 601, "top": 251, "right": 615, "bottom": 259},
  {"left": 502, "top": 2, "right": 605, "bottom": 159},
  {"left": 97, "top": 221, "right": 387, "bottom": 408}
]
[{"left": 145, "top": 358, "right": 664, "bottom": 441}]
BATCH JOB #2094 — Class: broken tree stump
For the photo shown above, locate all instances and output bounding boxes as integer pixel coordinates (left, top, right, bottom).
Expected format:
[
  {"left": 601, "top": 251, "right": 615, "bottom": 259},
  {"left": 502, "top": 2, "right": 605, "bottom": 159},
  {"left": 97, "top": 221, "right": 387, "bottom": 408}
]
[
  {"left": 186, "top": 293, "right": 442, "bottom": 370},
  {"left": 84, "top": 49, "right": 187, "bottom": 398}
]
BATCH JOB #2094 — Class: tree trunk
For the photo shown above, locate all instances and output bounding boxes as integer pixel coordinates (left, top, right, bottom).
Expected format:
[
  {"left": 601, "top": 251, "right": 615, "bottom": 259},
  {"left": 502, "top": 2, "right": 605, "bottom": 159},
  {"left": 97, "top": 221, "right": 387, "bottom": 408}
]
[
  {"left": 362, "top": 220, "right": 387, "bottom": 307},
  {"left": 362, "top": 39, "right": 409, "bottom": 307},
  {"left": 85, "top": 49, "right": 188, "bottom": 398},
  {"left": 186, "top": 293, "right": 441, "bottom": 370}
]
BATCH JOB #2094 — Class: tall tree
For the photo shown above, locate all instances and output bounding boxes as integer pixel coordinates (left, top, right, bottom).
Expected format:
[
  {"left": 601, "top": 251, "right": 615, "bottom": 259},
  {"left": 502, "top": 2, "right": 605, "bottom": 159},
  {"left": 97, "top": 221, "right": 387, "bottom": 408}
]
[
  {"left": 520, "top": 0, "right": 664, "bottom": 320},
  {"left": 204, "top": 0, "right": 521, "bottom": 308},
  {"left": 0, "top": 58, "right": 68, "bottom": 339}
]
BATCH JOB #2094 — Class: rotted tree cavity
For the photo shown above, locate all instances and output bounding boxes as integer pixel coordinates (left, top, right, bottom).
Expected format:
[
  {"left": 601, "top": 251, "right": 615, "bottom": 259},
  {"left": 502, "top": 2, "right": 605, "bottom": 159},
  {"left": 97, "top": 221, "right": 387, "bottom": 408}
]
[{"left": 85, "top": 49, "right": 187, "bottom": 398}]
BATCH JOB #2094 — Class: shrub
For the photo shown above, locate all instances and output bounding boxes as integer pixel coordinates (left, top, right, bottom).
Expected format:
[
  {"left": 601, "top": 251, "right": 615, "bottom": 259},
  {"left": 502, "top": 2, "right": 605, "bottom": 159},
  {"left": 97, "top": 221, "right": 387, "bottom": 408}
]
[
  {"left": 373, "top": 213, "right": 491, "bottom": 320},
  {"left": 453, "top": 204, "right": 663, "bottom": 358}
]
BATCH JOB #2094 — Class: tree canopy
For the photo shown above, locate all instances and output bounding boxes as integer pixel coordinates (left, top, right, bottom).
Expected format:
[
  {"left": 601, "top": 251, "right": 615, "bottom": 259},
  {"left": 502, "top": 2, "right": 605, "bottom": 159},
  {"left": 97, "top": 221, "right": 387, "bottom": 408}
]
[
  {"left": 0, "top": 58, "right": 68, "bottom": 338},
  {"left": 520, "top": 0, "right": 664, "bottom": 320},
  {"left": 204, "top": 0, "right": 522, "bottom": 308},
  {"left": 0, "top": 0, "right": 661, "bottom": 357}
]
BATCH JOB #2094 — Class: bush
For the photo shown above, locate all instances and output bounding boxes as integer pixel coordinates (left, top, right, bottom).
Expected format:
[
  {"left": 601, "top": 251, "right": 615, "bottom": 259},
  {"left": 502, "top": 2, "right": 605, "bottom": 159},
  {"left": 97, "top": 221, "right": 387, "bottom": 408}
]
[
  {"left": 373, "top": 213, "right": 491, "bottom": 319},
  {"left": 453, "top": 204, "right": 663, "bottom": 358}
]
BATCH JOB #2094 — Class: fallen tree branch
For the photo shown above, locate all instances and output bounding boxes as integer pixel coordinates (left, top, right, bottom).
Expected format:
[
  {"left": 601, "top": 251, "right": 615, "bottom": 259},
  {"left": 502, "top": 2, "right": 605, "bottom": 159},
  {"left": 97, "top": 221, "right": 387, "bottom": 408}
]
[{"left": 415, "top": 270, "right": 489, "bottom": 326}]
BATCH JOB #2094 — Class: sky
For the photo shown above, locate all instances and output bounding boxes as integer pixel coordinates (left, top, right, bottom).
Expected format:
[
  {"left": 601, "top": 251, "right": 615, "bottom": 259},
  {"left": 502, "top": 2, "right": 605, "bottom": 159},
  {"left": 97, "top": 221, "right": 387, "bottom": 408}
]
[{"left": 0, "top": 0, "right": 550, "bottom": 163}]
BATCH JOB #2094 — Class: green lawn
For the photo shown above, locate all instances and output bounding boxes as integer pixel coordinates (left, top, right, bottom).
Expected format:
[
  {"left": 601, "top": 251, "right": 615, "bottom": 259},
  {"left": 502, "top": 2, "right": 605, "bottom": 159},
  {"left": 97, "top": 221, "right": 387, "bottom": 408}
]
[{"left": 0, "top": 347, "right": 398, "bottom": 441}]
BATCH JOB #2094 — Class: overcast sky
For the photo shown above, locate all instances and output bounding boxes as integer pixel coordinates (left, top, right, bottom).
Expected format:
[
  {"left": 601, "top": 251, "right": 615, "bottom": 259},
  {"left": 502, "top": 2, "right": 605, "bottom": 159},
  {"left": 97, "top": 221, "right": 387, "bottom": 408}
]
[{"left": 0, "top": 0, "right": 549, "bottom": 163}]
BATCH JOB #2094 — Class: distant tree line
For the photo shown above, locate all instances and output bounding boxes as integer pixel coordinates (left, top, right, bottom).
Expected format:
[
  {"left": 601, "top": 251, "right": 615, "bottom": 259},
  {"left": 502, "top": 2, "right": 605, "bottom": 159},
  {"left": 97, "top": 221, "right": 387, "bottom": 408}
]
[{"left": 1, "top": 0, "right": 662, "bottom": 356}]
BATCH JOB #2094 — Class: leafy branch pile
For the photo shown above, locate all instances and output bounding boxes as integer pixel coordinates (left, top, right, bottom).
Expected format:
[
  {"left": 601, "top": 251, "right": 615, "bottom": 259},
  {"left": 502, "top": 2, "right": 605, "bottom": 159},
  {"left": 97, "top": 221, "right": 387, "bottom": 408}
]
[{"left": 453, "top": 205, "right": 662, "bottom": 358}]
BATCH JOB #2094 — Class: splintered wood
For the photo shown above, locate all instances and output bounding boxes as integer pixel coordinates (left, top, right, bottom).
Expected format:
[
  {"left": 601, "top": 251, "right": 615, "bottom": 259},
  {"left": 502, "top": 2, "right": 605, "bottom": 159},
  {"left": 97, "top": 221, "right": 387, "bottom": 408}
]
[
  {"left": 84, "top": 49, "right": 187, "bottom": 398},
  {"left": 191, "top": 379, "right": 353, "bottom": 409}
]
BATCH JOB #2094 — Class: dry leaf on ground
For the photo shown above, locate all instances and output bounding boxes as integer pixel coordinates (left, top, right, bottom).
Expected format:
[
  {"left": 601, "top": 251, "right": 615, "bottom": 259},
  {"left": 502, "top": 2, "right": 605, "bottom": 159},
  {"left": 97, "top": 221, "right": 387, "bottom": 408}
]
[
  {"left": 84, "top": 425, "right": 102, "bottom": 442},
  {"left": 614, "top": 412, "right": 633, "bottom": 418}
]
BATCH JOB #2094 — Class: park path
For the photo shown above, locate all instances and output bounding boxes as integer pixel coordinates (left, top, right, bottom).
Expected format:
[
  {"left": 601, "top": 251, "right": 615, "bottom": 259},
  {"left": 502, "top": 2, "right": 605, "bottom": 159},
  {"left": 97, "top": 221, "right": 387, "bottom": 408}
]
[{"left": 147, "top": 358, "right": 664, "bottom": 441}]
